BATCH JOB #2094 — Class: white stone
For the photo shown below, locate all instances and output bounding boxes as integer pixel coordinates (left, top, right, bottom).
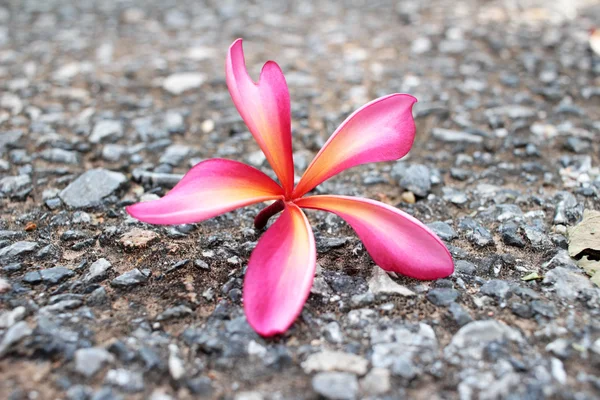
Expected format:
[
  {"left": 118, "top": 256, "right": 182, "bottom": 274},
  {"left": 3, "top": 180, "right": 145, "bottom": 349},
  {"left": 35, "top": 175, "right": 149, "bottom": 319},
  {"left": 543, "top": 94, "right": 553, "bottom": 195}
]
[
  {"left": 74, "top": 347, "right": 114, "bottom": 377},
  {"left": 302, "top": 351, "right": 368, "bottom": 375},
  {"left": 360, "top": 368, "right": 391, "bottom": 395},
  {"left": 368, "top": 266, "right": 415, "bottom": 297},
  {"left": 162, "top": 73, "right": 205, "bottom": 95}
]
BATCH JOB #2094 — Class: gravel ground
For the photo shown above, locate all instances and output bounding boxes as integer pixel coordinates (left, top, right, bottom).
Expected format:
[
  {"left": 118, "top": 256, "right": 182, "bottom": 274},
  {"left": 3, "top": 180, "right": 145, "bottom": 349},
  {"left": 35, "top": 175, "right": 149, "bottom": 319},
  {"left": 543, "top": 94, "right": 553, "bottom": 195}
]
[{"left": 1, "top": 0, "right": 600, "bottom": 399}]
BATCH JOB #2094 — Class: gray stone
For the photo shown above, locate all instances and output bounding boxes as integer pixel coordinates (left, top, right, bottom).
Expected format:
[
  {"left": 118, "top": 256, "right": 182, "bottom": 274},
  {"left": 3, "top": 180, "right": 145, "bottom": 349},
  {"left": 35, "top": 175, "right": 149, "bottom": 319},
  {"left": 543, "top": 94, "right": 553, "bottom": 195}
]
[
  {"left": 193, "top": 259, "right": 210, "bottom": 271},
  {"left": 426, "top": 221, "right": 457, "bottom": 241},
  {"left": 39, "top": 148, "right": 80, "bottom": 165},
  {"left": 74, "top": 347, "right": 115, "bottom": 377},
  {"left": 553, "top": 191, "right": 581, "bottom": 225},
  {"left": 105, "top": 369, "right": 144, "bottom": 392},
  {"left": 90, "top": 387, "right": 123, "bottom": 400},
  {"left": 246, "top": 151, "right": 266, "bottom": 167},
  {"left": 531, "top": 300, "right": 557, "bottom": 318},
  {"left": 565, "top": 137, "right": 589, "bottom": 154},
  {"left": 427, "top": 288, "right": 459, "bottom": 306},
  {"left": 411, "top": 37, "right": 432, "bottom": 54},
  {"left": 0, "top": 306, "right": 26, "bottom": 328},
  {"left": 0, "top": 241, "right": 37, "bottom": 260},
  {"left": 164, "top": 112, "right": 185, "bottom": 134},
  {"left": 88, "top": 287, "right": 109, "bottom": 307},
  {"left": 450, "top": 167, "right": 470, "bottom": 181},
  {"left": 444, "top": 320, "right": 524, "bottom": 362},
  {"left": 84, "top": 258, "right": 112, "bottom": 283},
  {"left": 0, "top": 175, "right": 31, "bottom": 195},
  {"left": 454, "top": 260, "right": 477, "bottom": 275},
  {"left": 0, "top": 130, "right": 23, "bottom": 154},
  {"left": 432, "top": 128, "right": 483, "bottom": 143},
  {"left": 23, "top": 267, "right": 75, "bottom": 285},
  {"left": 439, "top": 39, "right": 467, "bottom": 54},
  {"left": 156, "top": 305, "right": 193, "bottom": 321},
  {"left": 511, "top": 302, "right": 533, "bottom": 318},
  {"left": 486, "top": 105, "right": 536, "bottom": 120},
  {"left": 392, "top": 163, "right": 431, "bottom": 197},
  {"left": 10, "top": 149, "right": 31, "bottom": 165},
  {"left": 350, "top": 292, "right": 375, "bottom": 307},
  {"left": 60, "top": 169, "right": 127, "bottom": 208},
  {"left": 442, "top": 187, "right": 468, "bottom": 205},
  {"left": 370, "top": 323, "right": 438, "bottom": 368},
  {"left": 102, "top": 144, "right": 127, "bottom": 162},
  {"left": 543, "top": 267, "right": 593, "bottom": 300},
  {"left": 312, "top": 372, "right": 358, "bottom": 400},
  {"left": 390, "top": 355, "right": 418, "bottom": 379},
  {"left": 459, "top": 218, "right": 494, "bottom": 247},
  {"left": 34, "top": 267, "right": 75, "bottom": 285},
  {"left": 0, "top": 321, "right": 32, "bottom": 356},
  {"left": 90, "top": 120, "right": 124, "bottom": 144},
  {"left": 311, "top": 276, "right": 333, "bottom": 297},
  {"left": 159, "top": 144, "right": 191, "bottom": 165},
  {"left": 524, "top": 226, "right": 552, "bottom": 250},
  {"left": 322, "top": 321, "right": 343, "bottom": 344},
  {"left": 543, "top": 250, "right": 578, "bottom": 270},
  {"left": 131, "top": 169, "right": 183, "bottom": 188},
  {"left": 111, "top": 269, "right": 148, "bottom": 287},
  {"left": 448, "top": 302, "right": 472, "bottom": 326},
  {"left": 162, "top": 73, "right": 205, "bottom": 95},
  {"left": 546, "top": 338, "right": 571, "bottom": 359},
  {"left": 480, "top": 280, "right": 512, "bottom": 300},
  {"left": 66, "top": 385, "right": 93, "bottom": 400},
  {"left": 359, "top": 368, "right": 391, "bottom": 396}
]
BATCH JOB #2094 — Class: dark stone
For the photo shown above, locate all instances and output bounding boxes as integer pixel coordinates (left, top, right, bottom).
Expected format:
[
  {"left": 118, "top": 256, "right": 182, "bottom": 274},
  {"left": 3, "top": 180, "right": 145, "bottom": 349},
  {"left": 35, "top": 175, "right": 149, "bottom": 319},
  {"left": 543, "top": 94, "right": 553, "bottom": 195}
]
[
  {"left": 427, "top": 288, "right": 459, "bottom": 306},
  {"left": 499, "top": 222, "right": 525, "bottom": 247},
  {"left": 531, "top": 300, "right": 557, "bottom": 319},
  {"left": 24, "top": 267, "right": 74, "bottom": 285},
  {"left": 186, "top": 376, "right": 213, "bottom": 396},
  {"left": 459, "top": 218, "right": 494, "bottom": 247},
  {"left": 426, "top": 221, "right": 457, "bottom": 241},
  {"left": 110, "top": 269, "right": 148, "bottom": 287},
  {"left": 511, "top": 302, "right": 533, "bottom": 319},
  {"left": 480, "top": 280, "right": 512, "bottom": 300},
  {"left": 454, "top": 260, "right": 477, "bottom": 275},
  {"left": 448, "top": 302, "right": 473, "bottom": 326}
]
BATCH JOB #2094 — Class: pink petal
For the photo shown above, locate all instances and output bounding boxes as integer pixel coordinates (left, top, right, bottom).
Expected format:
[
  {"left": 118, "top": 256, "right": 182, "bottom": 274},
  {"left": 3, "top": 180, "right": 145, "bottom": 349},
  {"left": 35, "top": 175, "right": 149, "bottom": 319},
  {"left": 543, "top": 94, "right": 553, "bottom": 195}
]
[
  {"left": 243, "top": 203, "right": 316, "bottom": 336},
  {"left": 226, "top": 39, "right": 295, "bottom": 196},
  {"left": 296, "top": 195, "right": 453, "bottom": 280},
  {"left": 126, "top": 159, "right": 284, "bottom": 225},
  {"left": 293, "top": 94, "right": 417, "bottom": 198}
]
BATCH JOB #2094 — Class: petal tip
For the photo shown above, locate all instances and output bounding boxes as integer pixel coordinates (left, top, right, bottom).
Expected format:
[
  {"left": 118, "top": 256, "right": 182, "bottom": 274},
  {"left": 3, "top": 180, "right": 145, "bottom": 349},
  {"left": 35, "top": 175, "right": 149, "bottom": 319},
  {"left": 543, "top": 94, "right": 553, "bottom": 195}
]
[
  {"left": 125, "top": 203, "right": 140, "bottom": 219},
  {"left": 243, "top": 306, "right": 290, "bottom": 337},
  {"left": 229, "top": 38, "right": 243, "bottom": 50}
]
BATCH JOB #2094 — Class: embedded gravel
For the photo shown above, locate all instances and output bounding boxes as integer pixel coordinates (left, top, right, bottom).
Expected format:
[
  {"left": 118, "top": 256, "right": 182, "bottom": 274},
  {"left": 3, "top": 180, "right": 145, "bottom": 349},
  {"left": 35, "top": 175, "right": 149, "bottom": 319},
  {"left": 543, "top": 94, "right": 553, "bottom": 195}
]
[{"left": 1, "top": 0, "right": 600, "bottom": 399}]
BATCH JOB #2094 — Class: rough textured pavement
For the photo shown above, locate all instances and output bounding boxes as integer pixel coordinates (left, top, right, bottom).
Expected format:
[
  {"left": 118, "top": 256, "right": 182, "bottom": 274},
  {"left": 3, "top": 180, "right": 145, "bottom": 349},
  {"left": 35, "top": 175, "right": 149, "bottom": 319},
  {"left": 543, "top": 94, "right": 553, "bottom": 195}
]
[{"left": 1, "top": 0, "right": 600, "bottom": 399}]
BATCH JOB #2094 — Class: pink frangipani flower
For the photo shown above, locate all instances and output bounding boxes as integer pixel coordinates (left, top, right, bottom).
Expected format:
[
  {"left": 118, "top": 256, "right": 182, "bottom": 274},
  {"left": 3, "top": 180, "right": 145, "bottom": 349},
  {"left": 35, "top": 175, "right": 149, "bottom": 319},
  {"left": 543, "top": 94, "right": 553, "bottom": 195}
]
[{"left": 127, "top": 39, "right": 454, "bottom": 336}]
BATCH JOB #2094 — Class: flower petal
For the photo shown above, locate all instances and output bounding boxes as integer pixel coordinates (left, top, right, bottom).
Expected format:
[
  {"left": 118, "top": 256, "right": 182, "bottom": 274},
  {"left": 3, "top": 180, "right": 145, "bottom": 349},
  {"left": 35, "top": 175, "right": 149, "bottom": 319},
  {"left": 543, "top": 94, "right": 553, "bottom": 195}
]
[
  {"left": 243, "top": 203, "right": 316, "bottom": 336},
  {"left": 293, "top": 94, "right": 417, "bottom": 198},
  {"left": 226, "top": 39, "right": 295, "bottom": 196},
  {"left": 296, "top": 195, "right": 453, "bottom": 280},
  {"left": 126, "top": 159, "right": 284, "bottom": 225}
]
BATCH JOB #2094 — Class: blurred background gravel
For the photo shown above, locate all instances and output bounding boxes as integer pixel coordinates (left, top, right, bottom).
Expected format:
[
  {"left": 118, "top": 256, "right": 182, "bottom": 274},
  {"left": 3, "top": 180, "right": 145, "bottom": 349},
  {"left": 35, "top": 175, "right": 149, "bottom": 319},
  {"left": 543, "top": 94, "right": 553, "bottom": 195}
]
[{"left": 0, "top": 0, "right": 599, "bottom": 399}]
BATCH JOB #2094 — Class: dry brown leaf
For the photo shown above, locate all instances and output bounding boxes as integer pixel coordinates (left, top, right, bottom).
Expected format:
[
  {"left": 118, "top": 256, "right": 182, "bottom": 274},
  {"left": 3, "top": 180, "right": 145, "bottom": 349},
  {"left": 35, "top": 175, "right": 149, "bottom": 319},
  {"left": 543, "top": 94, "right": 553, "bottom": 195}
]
[{"left": 567, "top": 209, "right": 600, "bottom": 258}]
